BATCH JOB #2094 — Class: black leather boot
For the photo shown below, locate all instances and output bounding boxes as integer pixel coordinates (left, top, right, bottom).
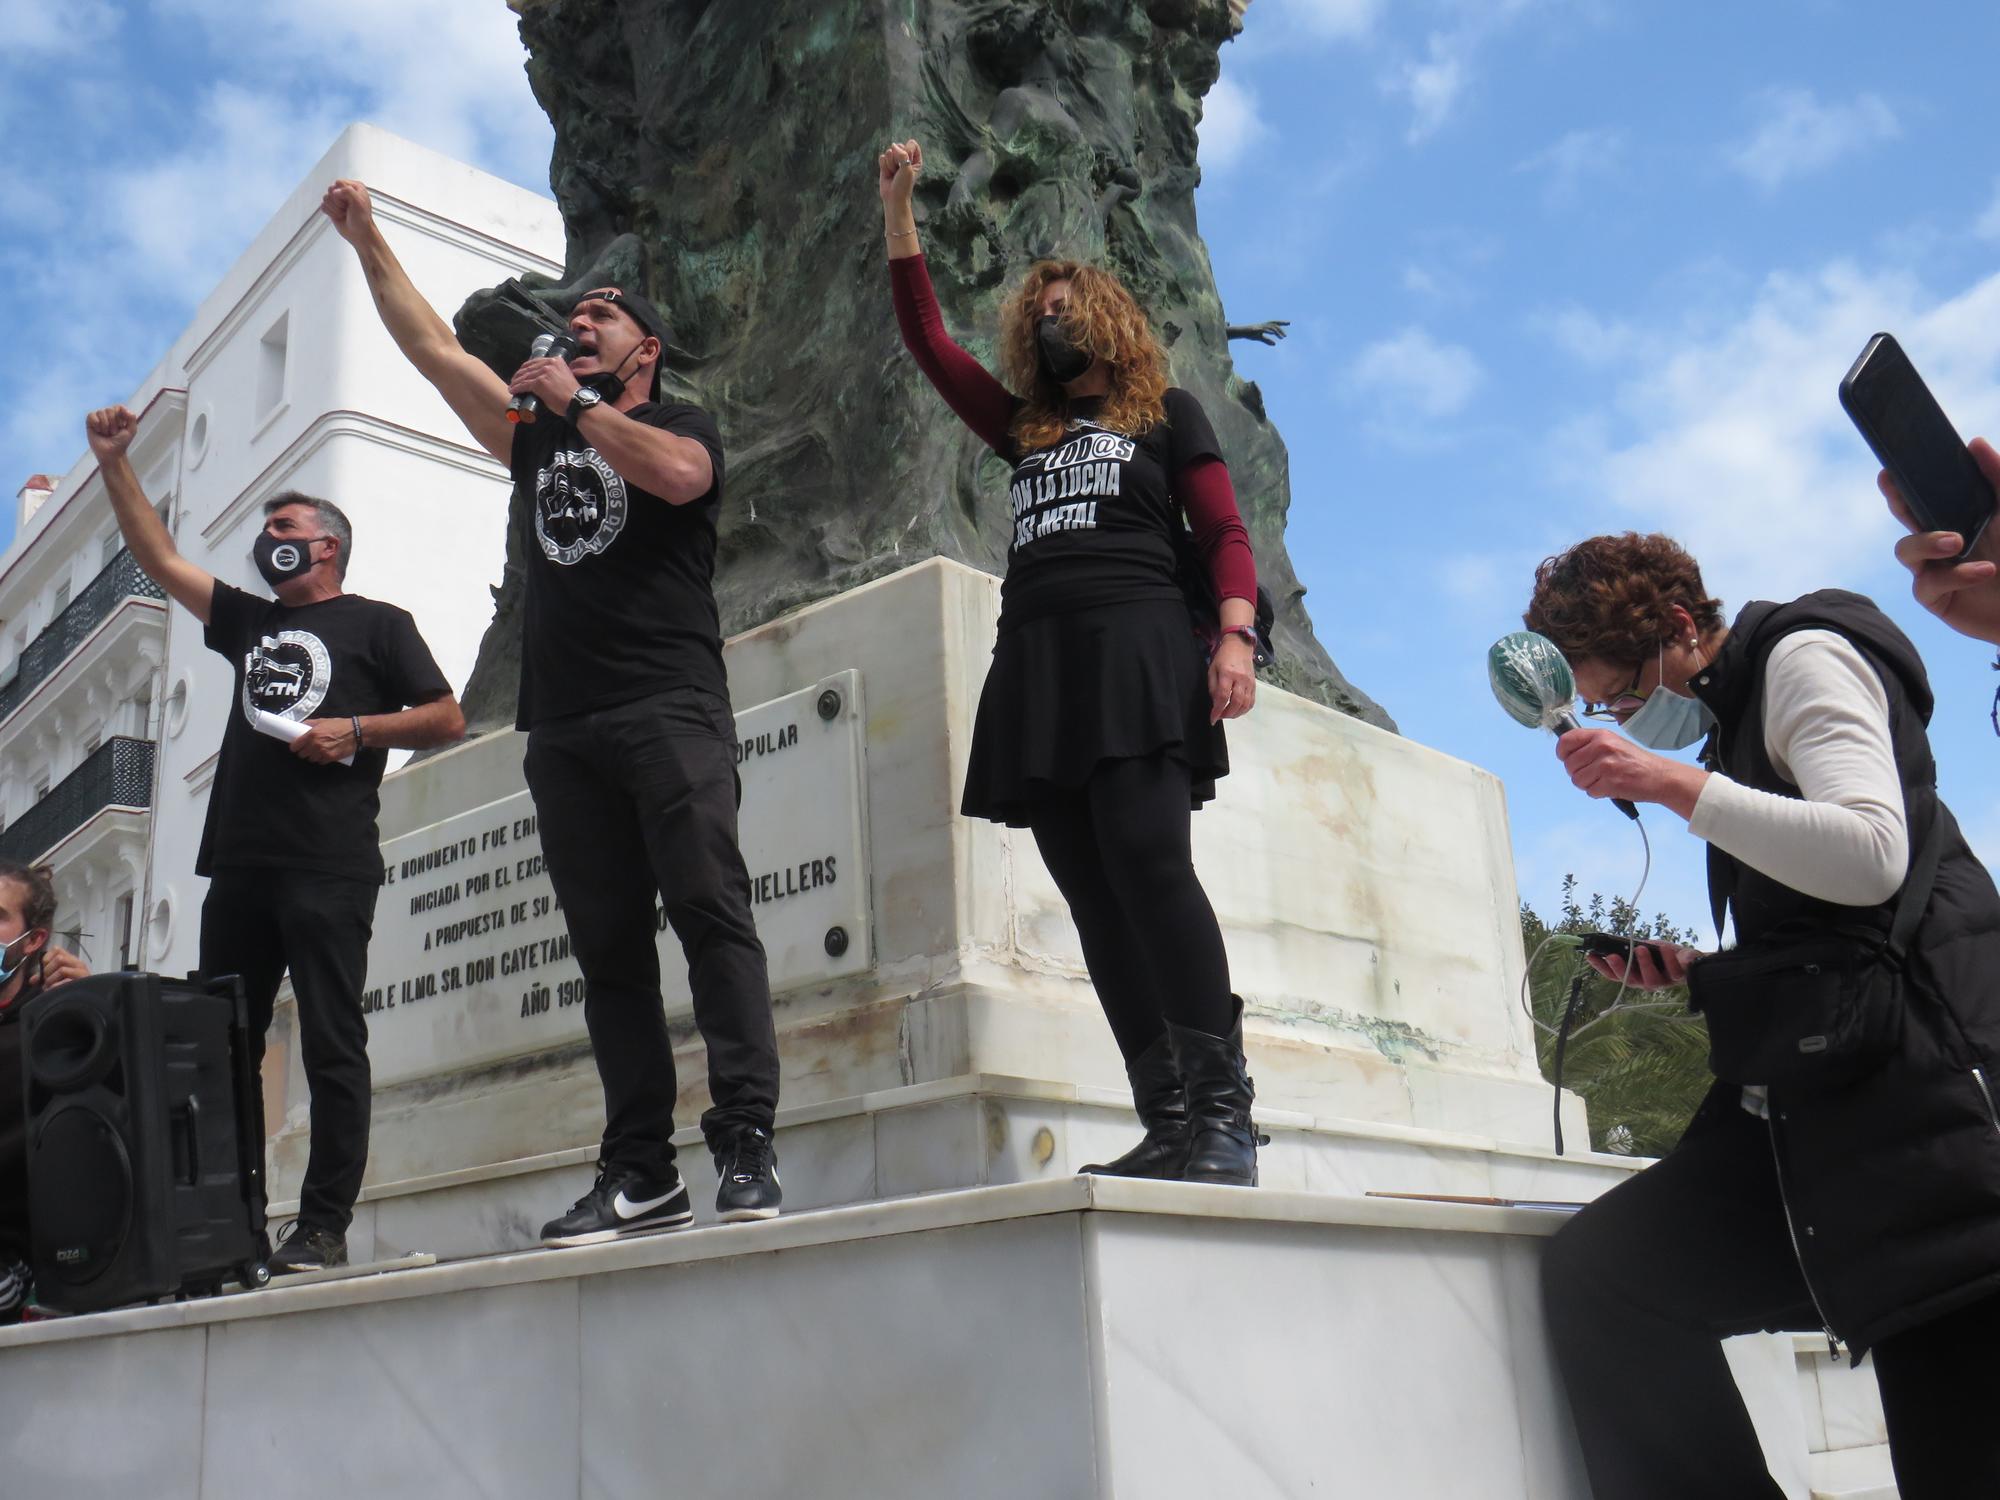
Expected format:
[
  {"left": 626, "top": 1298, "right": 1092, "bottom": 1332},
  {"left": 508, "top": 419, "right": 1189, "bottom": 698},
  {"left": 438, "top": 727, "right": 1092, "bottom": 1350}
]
[
  {"left": 1079, "top": 1033, "right": 1190, "bottom": 1179},
  {"left": 1166, "top": 997, "right": 1259, "bottom": 1187}
]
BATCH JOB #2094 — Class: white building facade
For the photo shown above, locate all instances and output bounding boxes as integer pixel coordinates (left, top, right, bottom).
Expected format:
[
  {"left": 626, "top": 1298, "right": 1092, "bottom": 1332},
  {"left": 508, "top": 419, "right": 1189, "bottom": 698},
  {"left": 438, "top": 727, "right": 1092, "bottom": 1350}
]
[{"left": 0, "top": 123, "right": 563, "bottom": 980}]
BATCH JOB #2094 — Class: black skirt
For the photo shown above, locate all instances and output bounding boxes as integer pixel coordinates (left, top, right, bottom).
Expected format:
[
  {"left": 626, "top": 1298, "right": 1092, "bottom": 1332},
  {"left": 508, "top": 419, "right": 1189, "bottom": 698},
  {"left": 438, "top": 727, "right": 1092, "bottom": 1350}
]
[{"left": 961, "top": 597, "right": 1229, "bottom": 826}]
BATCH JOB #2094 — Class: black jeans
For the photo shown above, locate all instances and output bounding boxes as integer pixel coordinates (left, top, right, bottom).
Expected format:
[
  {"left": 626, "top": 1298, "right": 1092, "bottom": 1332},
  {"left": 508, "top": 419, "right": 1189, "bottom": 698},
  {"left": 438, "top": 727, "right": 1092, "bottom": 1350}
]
[
  {"left": 523, "top": 686, "right": 780, "bottom": 1176},
  {"left": 1543, "top": 1100, "right": 2000, "bottom": 1499},
  {"left": 200, "top": 867, "right": 378, "bottom": 1236},
  {"left": 1025, "top": 751, "right": 1234, "bottom": 1059}
]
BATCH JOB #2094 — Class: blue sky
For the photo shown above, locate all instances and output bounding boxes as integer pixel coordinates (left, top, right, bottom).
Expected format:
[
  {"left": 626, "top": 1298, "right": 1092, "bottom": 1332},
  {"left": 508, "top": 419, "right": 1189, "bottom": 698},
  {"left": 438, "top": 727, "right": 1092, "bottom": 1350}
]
[{"left": 3, "top": 0, "right": 1997, "bottom": 935}]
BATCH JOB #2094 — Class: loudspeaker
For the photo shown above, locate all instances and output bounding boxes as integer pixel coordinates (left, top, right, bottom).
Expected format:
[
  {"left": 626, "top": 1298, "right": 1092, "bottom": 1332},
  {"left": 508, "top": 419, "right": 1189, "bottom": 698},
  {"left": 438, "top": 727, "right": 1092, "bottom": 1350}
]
[{"left": 22, "top": 972, "right": 267, "bottom": 1311}]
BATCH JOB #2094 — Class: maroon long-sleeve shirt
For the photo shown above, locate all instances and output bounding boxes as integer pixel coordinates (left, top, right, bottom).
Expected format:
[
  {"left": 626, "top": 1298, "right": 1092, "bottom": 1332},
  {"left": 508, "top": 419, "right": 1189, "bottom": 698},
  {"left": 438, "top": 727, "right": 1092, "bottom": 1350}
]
[{"left": 890, "top": 254, "right": 1257, "bottom": 609}]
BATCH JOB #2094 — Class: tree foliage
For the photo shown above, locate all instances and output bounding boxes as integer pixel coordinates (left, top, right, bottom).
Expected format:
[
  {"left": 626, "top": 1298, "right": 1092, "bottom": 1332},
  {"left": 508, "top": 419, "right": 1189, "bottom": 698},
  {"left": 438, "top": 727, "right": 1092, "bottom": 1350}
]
[{"left": 1519, "top": 877, "right": 1713, "bottom": 1157}]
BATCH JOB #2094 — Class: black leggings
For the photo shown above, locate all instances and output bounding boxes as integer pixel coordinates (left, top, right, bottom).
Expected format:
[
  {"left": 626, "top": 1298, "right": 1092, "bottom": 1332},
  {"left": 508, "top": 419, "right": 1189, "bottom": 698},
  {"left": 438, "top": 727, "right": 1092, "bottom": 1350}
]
[
  {"left": 1544, "top": 1100, "right": 2000, "bottom": 1498},
  {"left": 1026, "top": 752, "right": 1233, "bottom": 1058}
]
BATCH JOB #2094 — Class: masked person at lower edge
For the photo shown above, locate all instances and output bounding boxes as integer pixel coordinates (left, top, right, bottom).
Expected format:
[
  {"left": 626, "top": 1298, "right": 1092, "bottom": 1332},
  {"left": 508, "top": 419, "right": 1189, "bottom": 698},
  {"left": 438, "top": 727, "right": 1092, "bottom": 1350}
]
[
  {"left": 0, "top": 863, "right": 90, "bottom": 1323},
  {"left": 1526, "top": 532, "right": 2000, "bottom": 1499},
  {"left": 85, "top": 405, "right": 467, "bottom": 1275},
  {"left": 877, "top": 141, "right": 1264, "bottom": 1183}
]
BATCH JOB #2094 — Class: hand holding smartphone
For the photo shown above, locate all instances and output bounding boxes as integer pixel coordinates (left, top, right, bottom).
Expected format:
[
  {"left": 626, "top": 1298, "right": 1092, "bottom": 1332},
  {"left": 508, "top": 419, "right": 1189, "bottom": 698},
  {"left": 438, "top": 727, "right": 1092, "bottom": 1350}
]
[
  {"left": 1571, "top": 931, "right": 1698, "bottom": 990},
  {"left": 1841, "top": 333, "right": 1995, "bottom": 561}
]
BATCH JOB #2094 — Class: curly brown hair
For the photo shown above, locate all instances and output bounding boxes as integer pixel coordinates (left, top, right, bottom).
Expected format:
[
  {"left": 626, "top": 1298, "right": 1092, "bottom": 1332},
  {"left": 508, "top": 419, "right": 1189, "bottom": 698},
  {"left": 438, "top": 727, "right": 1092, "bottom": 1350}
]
[
  {"left": 0, "top": 861, "right": 55, "bottom": 934},
  {"left": 1524, "top": 533, "right": 1726, "bottom": 666},
  {"left": 998, "top": 260, "right": 1169, "bottom": 451}
]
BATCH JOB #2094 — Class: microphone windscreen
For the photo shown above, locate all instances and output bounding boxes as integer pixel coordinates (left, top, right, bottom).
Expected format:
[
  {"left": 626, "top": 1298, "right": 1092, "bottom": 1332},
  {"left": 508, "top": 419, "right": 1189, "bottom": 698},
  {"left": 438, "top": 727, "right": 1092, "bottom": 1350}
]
[{"left": 1488, "top": 631, "right": 1578, "bottom": 732}]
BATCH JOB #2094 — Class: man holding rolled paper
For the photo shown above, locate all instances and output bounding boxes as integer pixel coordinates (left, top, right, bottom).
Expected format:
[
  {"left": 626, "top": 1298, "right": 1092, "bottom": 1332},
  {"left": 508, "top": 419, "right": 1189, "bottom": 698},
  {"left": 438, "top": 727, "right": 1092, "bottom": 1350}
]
[{"left": 85, "top": 404, "right": 465, "bottom": 1274}]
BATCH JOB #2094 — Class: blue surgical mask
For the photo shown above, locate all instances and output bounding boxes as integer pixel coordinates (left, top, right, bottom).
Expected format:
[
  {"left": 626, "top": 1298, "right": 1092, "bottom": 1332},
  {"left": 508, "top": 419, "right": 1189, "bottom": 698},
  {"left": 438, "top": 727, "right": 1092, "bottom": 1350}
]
[
  {"left": 0, "top": 930, "right": 35, "bottom": 989},
  {"left": 1623, "top": 646, "right": 1715, "bottom": 750}
]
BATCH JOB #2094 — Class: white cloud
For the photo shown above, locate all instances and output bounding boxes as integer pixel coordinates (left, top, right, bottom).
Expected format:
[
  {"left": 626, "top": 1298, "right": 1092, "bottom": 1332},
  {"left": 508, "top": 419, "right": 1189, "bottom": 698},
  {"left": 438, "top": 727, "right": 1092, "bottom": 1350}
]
[
  {"left": 1516, "top": 127, "right": 1626, "bottom": 205},
  {"left": 1392, "top": 36, "right": 1469, "bottom": 143},
  {"left": 1539, "top": 305, "right": 1643, "bottom": 367},
  {"left": 1725, "top": 88, "right": 1900, "bottom": 191},
  {"left": 1547, "top": 261, "right": 2000, "bottom": 612},
  {"left": 1200, "top": 75, "right": 1271, "bottom": 172},
  {"left": 0, "top": 0, "right": 117, "bottom": 60},
  {"left": 1976, "top": 180, "right": 2000, "bottom": 242},
  {"left": 102, "top": 85, "right": 353, "bottom": 299},
  {"left": 0, "top": 0, "right": 545, "bottom": 493},
  {"left": 1380, "top": 0, "right": 1554, "bottom": 143},
  {"left": 1346, "top": 326, "right": 1485, "bottom": 419},
  {"left": 1401, "top": 228, "right": 1500, "bottom": 306},
  {"left": 1266, "top": 0, "right": 1383, "bottom": 43},
  {"left": 157, "top": 0, "right": 548, "bottom": 171}
]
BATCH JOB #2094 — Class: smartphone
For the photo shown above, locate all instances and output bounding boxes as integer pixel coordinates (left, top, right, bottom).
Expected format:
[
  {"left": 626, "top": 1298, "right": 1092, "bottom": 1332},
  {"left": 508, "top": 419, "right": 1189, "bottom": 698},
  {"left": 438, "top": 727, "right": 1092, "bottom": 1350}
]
[
  {"left": 1573, "top": 931, "right": 1665, "bottom": 965},
  {"left": 1840, "top": 333, "right": 1994, "bottom": 559}
]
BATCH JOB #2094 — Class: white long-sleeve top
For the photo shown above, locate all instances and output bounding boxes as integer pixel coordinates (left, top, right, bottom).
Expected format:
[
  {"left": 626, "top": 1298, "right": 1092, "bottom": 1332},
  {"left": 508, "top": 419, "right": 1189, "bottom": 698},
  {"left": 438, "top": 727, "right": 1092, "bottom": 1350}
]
[{"left": 1687, "top": 630, "right": 1909, "bottom": 908}]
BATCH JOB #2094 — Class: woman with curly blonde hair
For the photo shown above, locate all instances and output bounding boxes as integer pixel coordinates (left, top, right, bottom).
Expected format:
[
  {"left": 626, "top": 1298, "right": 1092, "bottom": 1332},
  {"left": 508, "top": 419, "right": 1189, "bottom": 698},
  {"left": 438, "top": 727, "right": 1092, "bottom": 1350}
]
[{"left": 878, "top": 138, "right": 1262, "bottom": 1186}]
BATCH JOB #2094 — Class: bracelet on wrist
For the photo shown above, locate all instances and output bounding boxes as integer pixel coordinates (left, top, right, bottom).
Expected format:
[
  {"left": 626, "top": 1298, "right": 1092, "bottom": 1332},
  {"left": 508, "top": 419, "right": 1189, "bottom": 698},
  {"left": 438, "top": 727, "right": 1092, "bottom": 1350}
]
[
  {"left": 886, "top": 227, "right": 919, "bottom": 240},
  {"left": 351, "top": 715, "right": 365, "bottom": 752}
]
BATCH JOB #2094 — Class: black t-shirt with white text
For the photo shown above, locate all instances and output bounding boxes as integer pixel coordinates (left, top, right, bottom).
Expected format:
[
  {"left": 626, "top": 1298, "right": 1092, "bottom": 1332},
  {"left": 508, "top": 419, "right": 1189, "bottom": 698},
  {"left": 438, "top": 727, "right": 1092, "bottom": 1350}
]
[
  {"left": 508, "top": 402, "right": 729, "bottom": 727},
  {"left": 999, "top": 387, "right": 1225, "bottom": 627},
  {"left": 200, "top": 582, "right": 452, "bottom": 884}
]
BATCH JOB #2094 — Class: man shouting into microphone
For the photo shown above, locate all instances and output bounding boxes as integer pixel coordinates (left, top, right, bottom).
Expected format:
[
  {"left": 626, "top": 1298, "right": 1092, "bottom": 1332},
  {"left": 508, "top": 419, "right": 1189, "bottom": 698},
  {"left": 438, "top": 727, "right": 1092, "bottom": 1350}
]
[{"left": 322, "top": 180, "right": 784, "bottom": 1242}]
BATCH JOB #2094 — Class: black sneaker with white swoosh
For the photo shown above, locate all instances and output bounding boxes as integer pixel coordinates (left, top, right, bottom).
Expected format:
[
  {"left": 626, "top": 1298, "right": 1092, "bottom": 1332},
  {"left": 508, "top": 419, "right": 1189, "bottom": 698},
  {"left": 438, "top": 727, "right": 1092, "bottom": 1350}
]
[
  {"left": 540, "top": 1163, "right": 693, "bottom": 1247},
  {"left": 713, "top": 1127, "right": 782, "bottom": 1222}
]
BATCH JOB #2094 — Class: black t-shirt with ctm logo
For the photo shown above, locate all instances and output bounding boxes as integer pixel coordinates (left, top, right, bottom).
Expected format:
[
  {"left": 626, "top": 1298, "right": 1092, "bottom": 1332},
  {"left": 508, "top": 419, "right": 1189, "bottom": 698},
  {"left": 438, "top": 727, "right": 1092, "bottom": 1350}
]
[
  {"left": 998, "top": 387, "right": 1225, "bottom": 628},
  {"left": 508, "top": 402, "right": 729, "bottom": 728},
  {"left": 200, "top": 582, "right": 452, "bottom": 884}
]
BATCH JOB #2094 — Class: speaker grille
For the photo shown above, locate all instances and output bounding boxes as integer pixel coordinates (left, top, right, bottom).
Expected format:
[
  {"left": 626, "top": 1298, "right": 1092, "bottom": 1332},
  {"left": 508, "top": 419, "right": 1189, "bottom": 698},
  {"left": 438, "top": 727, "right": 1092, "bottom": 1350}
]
[{"left": 29, "top": 1106, "right": 134, "bottom": 1286}]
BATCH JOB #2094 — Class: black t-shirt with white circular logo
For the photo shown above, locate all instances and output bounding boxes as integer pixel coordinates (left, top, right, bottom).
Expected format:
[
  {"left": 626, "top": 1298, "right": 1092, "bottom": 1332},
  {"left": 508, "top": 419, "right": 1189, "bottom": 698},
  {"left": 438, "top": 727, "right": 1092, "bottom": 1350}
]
[
  {"left": 200, "top": 581, "right": 453, "bottom": 884},
  {"left": 998, "top": 387, "right": 1224, "bottom": 627},
  {"left": 508, "top": 402, "right": 729, "bottom": 727}
]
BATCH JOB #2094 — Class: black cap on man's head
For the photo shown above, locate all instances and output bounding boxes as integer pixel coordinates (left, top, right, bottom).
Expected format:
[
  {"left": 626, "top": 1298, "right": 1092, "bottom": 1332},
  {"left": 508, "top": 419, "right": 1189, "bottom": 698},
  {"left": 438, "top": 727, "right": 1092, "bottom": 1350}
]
[{"left": 571, "top": 285, "right": 673, "bottom": 398}]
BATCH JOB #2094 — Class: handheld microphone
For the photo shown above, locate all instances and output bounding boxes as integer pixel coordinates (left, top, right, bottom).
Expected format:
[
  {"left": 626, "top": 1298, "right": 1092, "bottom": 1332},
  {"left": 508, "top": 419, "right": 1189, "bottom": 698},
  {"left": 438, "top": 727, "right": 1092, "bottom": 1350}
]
[
  {"left": 506, "top": 331, "right": 579, "bottom": 424},
  {"left": 1487, "top": 630, "right": 1640, "bottom": 821}
]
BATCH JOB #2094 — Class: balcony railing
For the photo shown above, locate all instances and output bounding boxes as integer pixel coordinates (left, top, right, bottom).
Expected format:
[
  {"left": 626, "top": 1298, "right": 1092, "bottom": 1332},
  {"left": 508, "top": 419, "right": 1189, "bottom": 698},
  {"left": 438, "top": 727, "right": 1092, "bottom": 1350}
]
[
  {"left": 0, "top": 736, "right": 155, "bottom": 865},
  {"left": 0, "top": 549, "right": 166, "bottom": 724}
]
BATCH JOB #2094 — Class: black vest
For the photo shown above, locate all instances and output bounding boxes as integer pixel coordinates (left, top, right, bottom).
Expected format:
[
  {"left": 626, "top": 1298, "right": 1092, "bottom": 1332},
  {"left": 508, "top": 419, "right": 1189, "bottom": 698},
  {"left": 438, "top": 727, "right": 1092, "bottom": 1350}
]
[
  {"left": 1685, "top": 591, "right": 2000, "bottom": 1352},
  {"left": 1693, "top": 590, "right": 1940, "bottom": 945}
]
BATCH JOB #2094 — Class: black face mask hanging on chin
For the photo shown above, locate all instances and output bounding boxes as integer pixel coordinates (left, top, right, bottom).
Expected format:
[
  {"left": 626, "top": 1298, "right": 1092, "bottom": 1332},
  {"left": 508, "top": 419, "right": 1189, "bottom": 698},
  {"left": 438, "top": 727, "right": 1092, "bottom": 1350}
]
[
  {"left": 1036, "top": 316, "right": 1094, "bottom": 385},
  {"left": 581, "top": 339, "right": 650, "bottom": 407}
]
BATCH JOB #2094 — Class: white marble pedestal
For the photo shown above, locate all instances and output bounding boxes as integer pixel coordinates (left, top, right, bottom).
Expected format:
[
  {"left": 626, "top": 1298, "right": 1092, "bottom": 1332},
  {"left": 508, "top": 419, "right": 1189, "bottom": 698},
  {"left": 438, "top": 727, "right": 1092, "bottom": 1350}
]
[
  {"left": 260, "top": 556, "right": 1581, "bottom": 1204},
  {"left": 0, "top": 1181, "right": 1594, "bottom": 1500}
]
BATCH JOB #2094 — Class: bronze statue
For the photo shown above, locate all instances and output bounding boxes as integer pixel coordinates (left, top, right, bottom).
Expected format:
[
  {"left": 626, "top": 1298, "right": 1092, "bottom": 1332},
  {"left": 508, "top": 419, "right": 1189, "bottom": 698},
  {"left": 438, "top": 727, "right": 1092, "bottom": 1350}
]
[{"left": 458, "top": 0, "right": 1389, "bottom": 732}]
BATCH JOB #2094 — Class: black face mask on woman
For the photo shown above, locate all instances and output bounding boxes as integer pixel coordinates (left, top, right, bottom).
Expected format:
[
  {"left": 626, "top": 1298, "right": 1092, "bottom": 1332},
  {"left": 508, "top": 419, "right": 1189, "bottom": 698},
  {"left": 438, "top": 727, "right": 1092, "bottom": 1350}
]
[{"left": 1036, "top": 316, "right": 1094, "bottom": 385}]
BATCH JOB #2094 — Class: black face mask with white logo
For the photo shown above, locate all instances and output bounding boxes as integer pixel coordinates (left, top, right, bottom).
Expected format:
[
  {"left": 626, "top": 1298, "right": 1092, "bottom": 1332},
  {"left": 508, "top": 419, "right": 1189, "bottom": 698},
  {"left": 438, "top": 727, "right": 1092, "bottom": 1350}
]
[
  {"left": 253, "top": 532, "right": 327, "bottom": 587},
  {"left": 1036, "top": 316, "right": 1094, "bottom": 386}
]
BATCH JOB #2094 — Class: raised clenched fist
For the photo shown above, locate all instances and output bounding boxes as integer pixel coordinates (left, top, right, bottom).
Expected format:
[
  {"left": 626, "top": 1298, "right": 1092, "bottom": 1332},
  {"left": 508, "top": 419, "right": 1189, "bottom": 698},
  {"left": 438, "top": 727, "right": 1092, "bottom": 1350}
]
[
  {"left": 84, "top": 405, "right": 139, "bottom": 460},
  {"left": 320, "top": 179, "right": 377, "bottom": 242},
  {"left": 878, "top": 139, "right": 923, "bottom": 208}
]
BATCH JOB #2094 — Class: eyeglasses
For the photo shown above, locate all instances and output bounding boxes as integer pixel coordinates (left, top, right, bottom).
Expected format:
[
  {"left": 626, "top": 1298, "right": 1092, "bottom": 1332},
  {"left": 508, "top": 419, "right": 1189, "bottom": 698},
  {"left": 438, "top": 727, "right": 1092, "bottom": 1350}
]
[
  {"left": 1990, "top": 662, "right": 1998, "bottom": 740},
  {"left": 1580, "top": 662, "right": 1650, "bottom": 722}
]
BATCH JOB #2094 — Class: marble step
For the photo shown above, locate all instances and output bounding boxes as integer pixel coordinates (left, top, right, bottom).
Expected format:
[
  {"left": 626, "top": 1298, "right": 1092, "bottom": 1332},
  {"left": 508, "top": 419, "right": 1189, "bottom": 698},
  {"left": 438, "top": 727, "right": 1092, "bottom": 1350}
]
[
  {"left": 0, "top": 1178, "right": 1605, "bottom": 1500},
  {"left": 268, "top": 1071, "right": 1644, "bottom": 1264},
  {"left": 1810, "top": 1443, "right": 1899, "bottom": 1500}
]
